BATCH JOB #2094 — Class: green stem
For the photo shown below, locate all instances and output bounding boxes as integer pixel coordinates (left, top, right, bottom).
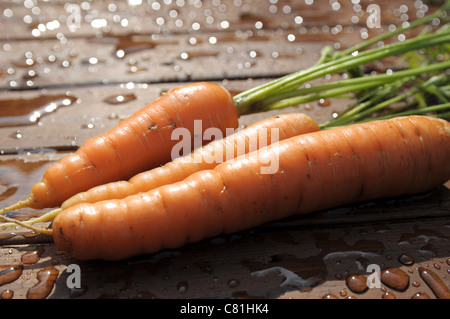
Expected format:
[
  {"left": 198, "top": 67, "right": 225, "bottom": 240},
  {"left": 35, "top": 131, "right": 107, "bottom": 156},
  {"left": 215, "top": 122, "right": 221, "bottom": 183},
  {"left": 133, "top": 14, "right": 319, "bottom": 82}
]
[
  {"left": 232, "top": 44, "right": 334, "bottom": 108},
  {"left": 259, "top": 79, "right": 389, "bottom": 111},
  {"left": 359, "top": 103, "right": 450, "bottom": 122},
  {"left": 276, "top": 30, "right": 449, "bottom": 93},
  {"left": 322, "top": 104, "right": 450, "bottom": 130},
  {"left": 320, "top": 85, "right": 401, "bottom": 128},
  {"left": 256, "top": 60, "right": 450, "bottom": 110},
  {"left": 321, "top": 75, "right": 450, "bottom": 128},
  {"left": 435, "top": 111, "right": 450, "bottom": 119},
  {"left": 232, "top": 1, "right": 450, "bottom": 110},
  {"left": 324, "top": 88, "right": 418, "bottom": 128},
  {"left": 234, "top": 28, "right": 450, "bottom": 115}
]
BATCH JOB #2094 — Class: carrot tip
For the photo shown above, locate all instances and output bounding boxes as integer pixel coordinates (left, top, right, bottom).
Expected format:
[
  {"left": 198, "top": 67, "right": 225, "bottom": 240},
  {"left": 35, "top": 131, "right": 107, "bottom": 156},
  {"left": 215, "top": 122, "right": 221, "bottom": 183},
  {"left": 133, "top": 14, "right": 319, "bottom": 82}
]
[
  {"left": 0, "top": 198, "right": 33, "bottom": 215},
  {"left": 0, "top": 214, "right": 53, "bottom": 236}
]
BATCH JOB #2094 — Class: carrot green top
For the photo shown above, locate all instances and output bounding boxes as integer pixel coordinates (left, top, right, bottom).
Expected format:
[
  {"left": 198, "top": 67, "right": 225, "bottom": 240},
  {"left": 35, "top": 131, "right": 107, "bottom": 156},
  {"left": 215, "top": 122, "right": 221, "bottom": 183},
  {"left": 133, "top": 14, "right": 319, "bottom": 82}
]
[{"left": 234, "top": 0, "right": 450, "bottom": 125}]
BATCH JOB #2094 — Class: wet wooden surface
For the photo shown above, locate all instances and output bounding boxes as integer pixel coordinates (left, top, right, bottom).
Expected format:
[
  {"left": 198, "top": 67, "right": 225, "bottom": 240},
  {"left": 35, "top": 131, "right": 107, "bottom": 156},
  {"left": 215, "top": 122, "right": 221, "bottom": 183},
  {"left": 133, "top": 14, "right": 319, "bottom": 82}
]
[{"left": 1, "top": 0, "right": 450, "bottom": 300}]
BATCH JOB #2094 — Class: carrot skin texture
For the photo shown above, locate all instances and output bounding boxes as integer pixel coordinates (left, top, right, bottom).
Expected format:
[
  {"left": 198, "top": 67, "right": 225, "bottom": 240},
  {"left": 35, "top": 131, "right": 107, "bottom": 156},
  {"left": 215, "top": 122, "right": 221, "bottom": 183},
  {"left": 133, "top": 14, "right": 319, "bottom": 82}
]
[
  {"left": 52, "top": 116, "right": 450, "bottom": 261},
  {"left": 28, "top": 82, "right": 238, "bottom": 209},
  {"left": 61, "top": 113, "right": 320, "bottom": 209}
]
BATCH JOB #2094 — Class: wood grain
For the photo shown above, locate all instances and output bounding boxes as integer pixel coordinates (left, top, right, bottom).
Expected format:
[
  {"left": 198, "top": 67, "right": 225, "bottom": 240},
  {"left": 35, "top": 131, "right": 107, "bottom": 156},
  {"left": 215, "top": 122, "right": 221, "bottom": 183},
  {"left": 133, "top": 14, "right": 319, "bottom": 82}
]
[{"left": 0, "top": 0, "right": 448, "bottom": 300}]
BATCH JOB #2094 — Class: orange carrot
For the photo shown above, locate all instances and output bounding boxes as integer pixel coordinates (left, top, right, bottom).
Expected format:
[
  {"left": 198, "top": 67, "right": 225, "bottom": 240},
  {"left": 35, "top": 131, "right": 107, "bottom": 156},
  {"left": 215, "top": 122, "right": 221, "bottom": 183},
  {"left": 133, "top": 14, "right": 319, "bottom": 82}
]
[
  {"left": 61, "top": 113, "right": 320, "bottom": 209},
  {"left": 0, "top": 82, "right": 238, "bottom": 212},
  {"left": 46, "top": 115, "right": 450, "bottom": 260}
]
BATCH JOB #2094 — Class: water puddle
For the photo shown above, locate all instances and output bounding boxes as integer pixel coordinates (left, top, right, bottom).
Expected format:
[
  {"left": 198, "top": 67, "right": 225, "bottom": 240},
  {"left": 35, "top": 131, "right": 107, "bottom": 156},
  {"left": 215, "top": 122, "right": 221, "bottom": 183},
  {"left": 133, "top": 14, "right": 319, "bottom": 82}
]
[
  {"left": 87, "top": 34, "right": 178, "bottom": 59},
  {"left": 0, "top": 264, "right": 24, "bottom": 286},
  {"left": 0, "top": 94, "right": 77, "bottom": 128},
  {"left": 26, "top": 266, "right": 59, "bottom": 299}
]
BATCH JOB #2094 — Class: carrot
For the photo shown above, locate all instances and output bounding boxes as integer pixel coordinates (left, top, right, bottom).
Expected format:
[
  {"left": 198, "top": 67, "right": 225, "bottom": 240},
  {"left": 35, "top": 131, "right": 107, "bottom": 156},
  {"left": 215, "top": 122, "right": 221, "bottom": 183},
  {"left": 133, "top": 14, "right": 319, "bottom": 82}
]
[
  {"left": 60, "top": 113, "right": 320, "bottom": 209},
  {"left": 0, "top": 82, "right": 238, "bottom": 212},
  {"left": 16, "top": 115, "right": 447, "bottom": 261},
  {"left": 3, "top": 113, "right": 319, "bottom": 228}
]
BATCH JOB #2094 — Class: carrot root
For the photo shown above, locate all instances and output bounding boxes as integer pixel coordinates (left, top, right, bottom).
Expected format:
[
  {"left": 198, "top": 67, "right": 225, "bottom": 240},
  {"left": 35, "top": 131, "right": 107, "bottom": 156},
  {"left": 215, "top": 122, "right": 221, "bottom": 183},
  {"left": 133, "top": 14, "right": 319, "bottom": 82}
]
[
  {"left": 0, "top": 198, "right": 34, "bottom": 215},
  {"left": 0, "top": 214, "right": 53, "bottom": 236}
]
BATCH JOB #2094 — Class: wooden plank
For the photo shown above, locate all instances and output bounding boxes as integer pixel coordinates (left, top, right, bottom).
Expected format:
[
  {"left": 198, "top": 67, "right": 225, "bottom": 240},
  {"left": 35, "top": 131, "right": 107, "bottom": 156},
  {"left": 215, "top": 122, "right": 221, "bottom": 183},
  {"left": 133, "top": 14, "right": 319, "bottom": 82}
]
[
  {"left": 0, "top": 30, "right": 338, "bottom": 89},
  {"left": 0, "top": 0, "right": 438, "bottom": 40},
  {"left": 0, "top": 0, "right": 439, "bottom": 89},
  {"left": 1, "top": 0, "right": 449, "bottom": 301},
  {"left": 1, "top": 208, "right": 449, "bottom": 299}
]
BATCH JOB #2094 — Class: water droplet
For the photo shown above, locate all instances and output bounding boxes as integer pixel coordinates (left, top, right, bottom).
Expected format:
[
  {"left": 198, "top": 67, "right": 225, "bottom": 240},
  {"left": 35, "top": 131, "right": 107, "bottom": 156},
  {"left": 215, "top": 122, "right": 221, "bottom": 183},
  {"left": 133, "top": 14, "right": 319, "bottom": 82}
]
[
  {"left": 88, "top": 34, "right": 177, "bottom": 59},
  {"left": 108, "top": 113, "right": 120, "bottom": 120},
  {"left": 0, "top": 233, "right": 16, "bottom": 240},
  {"left": 322, "top": 294, "right": 339, "bottom": 299},
  {"left": 382, "top": 291, "right": 396, "bottom": 299},
  {"left": 23, "top": 231, "right": 39, "bottom": 238},
  {"left": 0, "top": 265, "right": 23, "bottom": 285},
  {"left": 178, "top": 51, "right": 219, "bottom": 60},
  {"left": 411, "top": 292, "right": 430, "bottom": 299},
  {"left": 380, "top": 268, "right": 410, "bottom": 291},
  {"left": 10, "top": 130, "right": 23, "bottom": 139},
  {"left": 0, "top": 94, "right": 77, "bottom": 127},
  {"left": 227, "top": 279, "right": 240, "bottom": 288},
  {"left": 0, "top": 289, "right": 14, "bottom": 299},
  {"left": 128, "top": 66, "right": 148, "bottom": 73},
  {"left": 177, "top": 281, "right": 189, "bottom": 294},
  {"left": 21, "top": 246, "right": 45, "bottom": 264},
  {"left": 398, "top": 254, "right": 414, "bottom": 265},
  {"left": 23, "top": 69, "right": 38, "bottom": 80},
  {"left": 248, "top": 50, "right": 259, "bottom": 58},
  {"left": 318, "top": 98, "right": 331, "bottom": 107},
  {"left": 418, "top": 266, "right": 450, "bottom": 299},
  {"left": 103, "top": 93, "right": 137, "bottom": 105},
  {"left": 345, "top": 274, "right": 368, "bottom": 293},
  {"left": 81, "top": 123, "right": 95, "bottom": 129},
  {"left": 26, "top": 266, "right": 59, "bottom": 299}
]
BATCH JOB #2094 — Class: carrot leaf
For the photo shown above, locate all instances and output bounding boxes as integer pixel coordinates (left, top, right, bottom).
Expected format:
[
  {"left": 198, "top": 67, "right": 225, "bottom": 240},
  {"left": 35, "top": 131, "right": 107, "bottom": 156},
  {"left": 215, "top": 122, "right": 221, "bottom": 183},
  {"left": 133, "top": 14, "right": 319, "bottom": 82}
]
[{"left": 233, "top": 1, "right": 450, "bottom": 126}]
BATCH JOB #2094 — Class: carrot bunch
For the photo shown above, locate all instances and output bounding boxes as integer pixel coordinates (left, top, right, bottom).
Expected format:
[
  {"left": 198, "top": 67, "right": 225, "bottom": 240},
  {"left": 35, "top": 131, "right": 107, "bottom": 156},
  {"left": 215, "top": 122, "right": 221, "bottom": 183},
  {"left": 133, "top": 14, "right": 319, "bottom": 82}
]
[
  {"left": 52, "top": 115, "right": 450, "bottom": 260},
  {"left": 1, "top": 3, "right": 449, "bottom": 215},
  {"left": 1, "top": 3, "right": 450, "bottom": 260},
  {"left": 3, "top": 115, "right": 449, "bottom": 260}
]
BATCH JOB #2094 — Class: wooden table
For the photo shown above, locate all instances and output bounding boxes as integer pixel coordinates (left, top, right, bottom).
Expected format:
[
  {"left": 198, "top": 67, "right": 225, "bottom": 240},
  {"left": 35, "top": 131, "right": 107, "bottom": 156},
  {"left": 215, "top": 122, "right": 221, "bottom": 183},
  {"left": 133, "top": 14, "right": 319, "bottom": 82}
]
[{"left": 1, "top": 0, "right": 449, "bottom": 300}]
